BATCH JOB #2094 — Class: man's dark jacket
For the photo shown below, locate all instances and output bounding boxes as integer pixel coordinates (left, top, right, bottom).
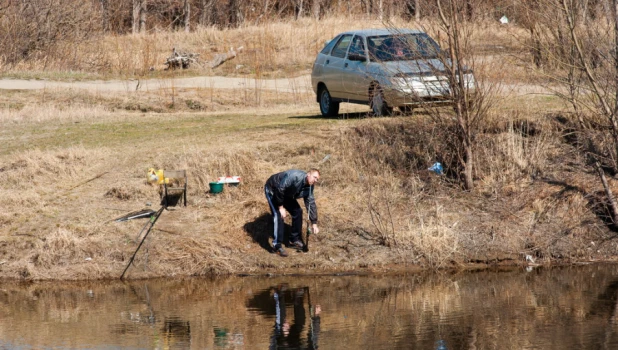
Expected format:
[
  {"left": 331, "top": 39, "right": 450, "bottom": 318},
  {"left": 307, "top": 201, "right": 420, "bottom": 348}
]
[{"left": 265, "top": 169, "right": 318, "bottom": 224}]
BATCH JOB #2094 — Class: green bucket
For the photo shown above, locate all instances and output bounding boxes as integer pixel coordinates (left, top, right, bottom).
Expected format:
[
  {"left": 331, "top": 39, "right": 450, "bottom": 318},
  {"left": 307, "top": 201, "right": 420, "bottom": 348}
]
[{"left": 209, "top": 182, "right": 224, "bottom": 194}]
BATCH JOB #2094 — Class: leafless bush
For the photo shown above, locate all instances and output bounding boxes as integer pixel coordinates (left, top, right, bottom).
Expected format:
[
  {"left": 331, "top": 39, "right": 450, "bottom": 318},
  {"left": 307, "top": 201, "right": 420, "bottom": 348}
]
[
  {"left": 522, "top": 0, "right": 618, "bottom": 221},
  {"left": 0, "top": 0, "right": 101, "bottom": 68}
]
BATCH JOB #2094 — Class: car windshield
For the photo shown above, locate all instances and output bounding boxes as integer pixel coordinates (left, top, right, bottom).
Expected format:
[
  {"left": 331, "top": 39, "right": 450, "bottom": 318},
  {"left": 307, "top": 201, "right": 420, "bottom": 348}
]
[{"left": 367, "top": 33, "right": 441, "bottom": 62}]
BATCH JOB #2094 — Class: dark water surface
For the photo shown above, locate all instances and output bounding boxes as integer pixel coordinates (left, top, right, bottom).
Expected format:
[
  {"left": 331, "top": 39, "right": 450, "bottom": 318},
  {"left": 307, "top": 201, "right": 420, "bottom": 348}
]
[{"left": 3, "top": 264, "right": 618, "bottom": 349}]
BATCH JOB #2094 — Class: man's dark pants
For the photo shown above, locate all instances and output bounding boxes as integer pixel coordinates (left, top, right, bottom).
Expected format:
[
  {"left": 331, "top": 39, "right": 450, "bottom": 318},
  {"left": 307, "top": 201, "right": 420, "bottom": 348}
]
[{"left": 265, "top": 187, "right": 302, "bottom": 249}]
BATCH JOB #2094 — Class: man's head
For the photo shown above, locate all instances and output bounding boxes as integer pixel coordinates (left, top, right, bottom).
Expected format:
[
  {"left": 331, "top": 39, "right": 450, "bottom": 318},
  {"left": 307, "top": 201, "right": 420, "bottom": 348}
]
[{"left": 306, "top": 169, "right": 320, "bottom": 185}]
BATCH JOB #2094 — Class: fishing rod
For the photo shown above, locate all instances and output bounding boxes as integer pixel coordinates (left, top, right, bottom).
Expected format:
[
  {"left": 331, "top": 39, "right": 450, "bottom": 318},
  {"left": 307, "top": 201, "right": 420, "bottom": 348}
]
[
  {"left": 120, "top": 205, "right": 165, "bottom": 280},
  {"left": 304, "top": 185, "right": 314, "bottom": 253},
  {"left": 304, "top": 221, "right": 311, "bottom": 252}
]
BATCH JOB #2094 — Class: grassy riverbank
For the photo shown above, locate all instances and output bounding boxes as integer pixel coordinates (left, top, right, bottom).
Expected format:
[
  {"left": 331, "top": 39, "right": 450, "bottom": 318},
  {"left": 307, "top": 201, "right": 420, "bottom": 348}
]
[{"left": 1, "top": 17, "right": 617, "bottom": 280}]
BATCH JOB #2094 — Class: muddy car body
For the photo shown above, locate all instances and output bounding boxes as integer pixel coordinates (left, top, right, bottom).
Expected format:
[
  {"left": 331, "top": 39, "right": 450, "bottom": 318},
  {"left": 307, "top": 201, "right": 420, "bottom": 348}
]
[{"left": 311, "top": 28, "right": 475, "bottom": 117}]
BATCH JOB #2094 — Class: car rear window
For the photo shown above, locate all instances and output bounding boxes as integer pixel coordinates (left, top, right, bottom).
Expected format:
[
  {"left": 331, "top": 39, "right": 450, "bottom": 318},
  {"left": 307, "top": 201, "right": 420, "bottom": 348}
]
[
  {"left": 320, "top": 36, "right": 339, "bottom": 55},
  {"left": 330, "top": 35, "right": 353, "bottom": 58}
]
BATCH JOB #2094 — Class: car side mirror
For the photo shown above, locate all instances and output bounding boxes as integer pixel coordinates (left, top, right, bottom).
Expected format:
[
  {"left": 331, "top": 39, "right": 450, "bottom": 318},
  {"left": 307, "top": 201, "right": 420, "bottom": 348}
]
[{"left": 348, "top": 53, "right": 367, "bottom": 62}]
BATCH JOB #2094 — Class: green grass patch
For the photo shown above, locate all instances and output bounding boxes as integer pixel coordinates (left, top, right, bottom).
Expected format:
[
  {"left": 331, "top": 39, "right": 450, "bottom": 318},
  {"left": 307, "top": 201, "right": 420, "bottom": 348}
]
[{"left": 0, "top": 110, "right": 336, "bottom": 156}]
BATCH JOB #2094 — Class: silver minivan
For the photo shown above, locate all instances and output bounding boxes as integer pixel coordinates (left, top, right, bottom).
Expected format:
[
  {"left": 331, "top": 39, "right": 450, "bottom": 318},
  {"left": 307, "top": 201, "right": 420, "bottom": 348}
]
[{"left": 311, "top": 28, "right": 475, "bottom": 117}]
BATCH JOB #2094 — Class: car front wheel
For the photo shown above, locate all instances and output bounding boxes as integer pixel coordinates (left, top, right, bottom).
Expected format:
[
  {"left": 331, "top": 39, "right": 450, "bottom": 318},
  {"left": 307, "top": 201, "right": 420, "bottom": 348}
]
[
  {"left": 370, "top": 85, "right": 393, "bottom": 117},
  {"left": 319, "top": 87, "right": 340, "bottom": 117}
]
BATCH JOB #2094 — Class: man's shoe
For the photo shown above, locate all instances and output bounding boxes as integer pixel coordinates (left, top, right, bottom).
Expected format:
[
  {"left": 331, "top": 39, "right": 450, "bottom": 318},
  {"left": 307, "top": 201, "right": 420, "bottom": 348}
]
[
  {"left": 290, "top": 240, "right": 304, "bottom": 251},
  {"left": 276, "top": 247, "right": 288, "bottom": 257}
]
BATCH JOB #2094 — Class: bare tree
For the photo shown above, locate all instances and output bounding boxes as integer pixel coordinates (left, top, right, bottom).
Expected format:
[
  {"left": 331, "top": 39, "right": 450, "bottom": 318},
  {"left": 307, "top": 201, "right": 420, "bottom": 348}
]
[
  {"left": 0, "top": 0, "right": 101, "bottom": 66},
  {"left": 139, "top": 0, "right": 147, "bottom": 33},
  {"left": 312, "top": 0, "right": 322, "bottom": 19},
  {"left": 529, "top": 0, "right": 618, "bottom": 220},
  {"left": 292, "top": 0, "right": 305, "bottom": 19},
  {"left": 362, "top": 0, "right": 374, "bottom": 17},
  {"left": 465, "top": 0, "right": 474, "bottom": 20},
  {"left": 372, "top": 1, "right": 493, "bottom": 190},
  {"left": 183, "top": 0, "right": 190, "bottom": 32},
  {"left": 132, "top": 0, "right": 147, "bottom": 34},
  {"left": 416, "top": 0, "right": 421, "bottom": 20},
  {"left": 402, "top": 0, "right": 422, "bottom": 21},
  {"left": 227, "top": 0, "right": 241, "bottom": 27},
  {"left": 417, "top": 0, "right": 490, "bottom": 190},
  {"left": 378, "top": 0, "right": 385, "bottom": 20},
  {"left": 99, "top": 0, "right": 110, "bottom": 32},
  {"left": 132, "top": 0, "right": 140, "bottom": 34},
  {"left": 516, "top": 0, "right": 544, "bottom": 67},
  {"left": 199, "top": 0, "right": 218, "bottom": 26}
]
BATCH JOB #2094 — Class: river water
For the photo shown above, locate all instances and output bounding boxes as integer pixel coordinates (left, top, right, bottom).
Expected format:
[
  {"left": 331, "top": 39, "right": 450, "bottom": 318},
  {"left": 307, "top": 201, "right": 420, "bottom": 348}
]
[{"left": 2, "top": 264, "right": 618, "bottom": 349}]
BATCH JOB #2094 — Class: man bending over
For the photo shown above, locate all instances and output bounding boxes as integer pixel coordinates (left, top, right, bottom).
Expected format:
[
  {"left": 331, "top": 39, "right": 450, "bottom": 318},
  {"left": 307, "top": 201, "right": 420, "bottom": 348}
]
[{"left": 264, "top": 169, "right": 320, "bottom": 257}]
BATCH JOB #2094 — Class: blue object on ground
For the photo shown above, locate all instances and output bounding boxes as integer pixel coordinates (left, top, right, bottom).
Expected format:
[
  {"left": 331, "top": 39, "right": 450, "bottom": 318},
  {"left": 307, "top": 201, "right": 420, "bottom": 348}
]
[{"left": 428, "top": 162, "right": 443, "bottom": 175}]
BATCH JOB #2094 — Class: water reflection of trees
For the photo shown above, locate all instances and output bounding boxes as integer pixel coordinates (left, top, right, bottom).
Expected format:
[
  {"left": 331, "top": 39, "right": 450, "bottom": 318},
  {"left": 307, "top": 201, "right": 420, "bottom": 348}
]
[
  {"left": 113, "top": 283, "right": 192, "bottom": 348},
  {"left": 349, "top": 266, "right": 618, "bottom": 349},
  {"left": 3, "top": 266, "right": 618, "bottom": 348}
]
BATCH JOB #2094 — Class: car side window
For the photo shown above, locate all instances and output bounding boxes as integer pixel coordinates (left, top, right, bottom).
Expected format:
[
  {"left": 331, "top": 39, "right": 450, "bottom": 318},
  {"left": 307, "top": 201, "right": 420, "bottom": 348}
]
[
  {"left": 367, "top": 37, "right": 385, "bottom": 61},
  {"left": 320, "top": 35, "right": 340, "bottom": 55},
  {"left": 331, "top": 35, "right": 353, "bottom": 58},
  {"left": 347, "top": 35, "right": 366, "bottom": 57}
]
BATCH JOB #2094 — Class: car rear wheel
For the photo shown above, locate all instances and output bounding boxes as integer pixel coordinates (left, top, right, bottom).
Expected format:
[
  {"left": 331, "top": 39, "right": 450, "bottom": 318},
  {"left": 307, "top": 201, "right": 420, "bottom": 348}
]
[
  {"left": 370, "top": 85, "right": 393, "bottom": 117},
  {"left": 319, "top": 87, "right": 340, "bottom": 117}
]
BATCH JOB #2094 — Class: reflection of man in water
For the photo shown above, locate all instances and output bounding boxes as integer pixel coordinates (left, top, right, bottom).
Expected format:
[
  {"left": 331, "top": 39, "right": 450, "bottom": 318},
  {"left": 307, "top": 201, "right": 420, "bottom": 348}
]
[
  {"left": 308, "top": 304, "right": 321, "bottom": 349},
  {"left": 269, "top": 286, "right": 321, "bottom": 349},
  {"left": 270, "top": 286, "right": 288, "bottom": 348}
]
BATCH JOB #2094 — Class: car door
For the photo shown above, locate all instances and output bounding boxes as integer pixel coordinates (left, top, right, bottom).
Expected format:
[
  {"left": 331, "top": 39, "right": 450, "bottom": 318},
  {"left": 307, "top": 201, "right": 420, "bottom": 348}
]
[
  {"left": 341, "top": 35, "right": 369, "bottom": 101},
  {"left": 320, "top": 34, "right": 352, "bottom": 98}
]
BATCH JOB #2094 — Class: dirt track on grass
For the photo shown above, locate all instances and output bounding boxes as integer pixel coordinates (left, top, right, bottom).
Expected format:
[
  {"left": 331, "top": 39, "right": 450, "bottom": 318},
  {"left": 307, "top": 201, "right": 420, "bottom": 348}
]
[
  {"left": 0, "top": 75, "right": 313, "bottom": 93},
  {"left": 0, "top": 75, "right": 550, "bottom": 97}
]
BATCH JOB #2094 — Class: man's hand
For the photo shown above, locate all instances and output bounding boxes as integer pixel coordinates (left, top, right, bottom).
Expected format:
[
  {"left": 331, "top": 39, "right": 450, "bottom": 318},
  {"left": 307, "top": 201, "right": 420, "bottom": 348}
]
[
  {"left": 279, "top": 207, "right": 287, "bottom": 218},
  {"left": 311, "top": 223, "right": 319, "bottom": 234},
  {"left": 314, "top": 304, "right": 322, "bottom": 315}
]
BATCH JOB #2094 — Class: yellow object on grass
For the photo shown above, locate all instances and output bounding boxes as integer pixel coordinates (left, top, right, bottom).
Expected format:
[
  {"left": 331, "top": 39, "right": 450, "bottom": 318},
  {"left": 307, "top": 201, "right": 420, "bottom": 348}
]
[{"left": 147, "top": 168, "right": 165, "bottom": 184}]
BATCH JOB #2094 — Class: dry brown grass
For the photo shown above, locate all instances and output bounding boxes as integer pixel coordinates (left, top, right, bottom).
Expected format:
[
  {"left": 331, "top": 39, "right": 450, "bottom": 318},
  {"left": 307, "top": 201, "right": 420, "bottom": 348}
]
[
  {"left": 1, "top": 97, "right": 609, "bottom": 279},
  {"left": 1, "top": 18, "right": 617, "bottom": 280},
  {"left": 4, "top": 16, "right": 367, "bottom": 76},
  {"left": 1, "top": 16, "right": 532, "bottom": 80},
  {"left": 477, "top": 116, "right": 554, "bottom": 195}
]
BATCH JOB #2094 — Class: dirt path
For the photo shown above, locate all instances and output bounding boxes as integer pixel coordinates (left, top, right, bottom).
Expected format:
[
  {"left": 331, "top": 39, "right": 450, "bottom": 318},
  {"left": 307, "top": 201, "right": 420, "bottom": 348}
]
[
  {"left": 0, "top": 75, "right": 313, "bottom": 93},
  {"left": 0, "top": 77, "right": 555, "bottom": 114},
  {"left": 0, "top": 75, "right": 552, "bottom": 96}
]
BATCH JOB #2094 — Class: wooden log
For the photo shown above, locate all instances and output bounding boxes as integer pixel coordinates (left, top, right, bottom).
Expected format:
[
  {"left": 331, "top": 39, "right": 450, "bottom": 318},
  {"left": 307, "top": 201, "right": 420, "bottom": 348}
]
[
  {"left": 164, "top": 47, "right": 199, "bottom": 70},
  {"left": 209, "top": 46, "right": 244, "bottom": 68}
]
